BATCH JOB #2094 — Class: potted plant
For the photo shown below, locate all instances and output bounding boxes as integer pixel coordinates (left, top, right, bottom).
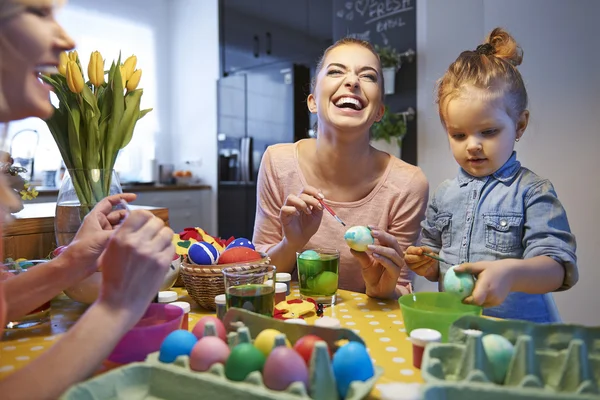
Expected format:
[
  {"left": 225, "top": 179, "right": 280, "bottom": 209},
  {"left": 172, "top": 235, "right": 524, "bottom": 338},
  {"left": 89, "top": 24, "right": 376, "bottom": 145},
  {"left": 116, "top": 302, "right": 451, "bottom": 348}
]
[
  {"left": 370, "top": 106, "right": 407, "bottom": 157},
  {"left": 375, "top": 45, "right": 401, "bottom": 95}
]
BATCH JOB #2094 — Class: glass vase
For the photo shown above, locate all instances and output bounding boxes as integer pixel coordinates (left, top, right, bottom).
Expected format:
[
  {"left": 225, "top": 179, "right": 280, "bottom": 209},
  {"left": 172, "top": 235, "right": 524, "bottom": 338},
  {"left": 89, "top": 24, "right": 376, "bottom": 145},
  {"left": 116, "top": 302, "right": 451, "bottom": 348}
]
[{"left": 54, "top": 169, "right": 122, "bottom": 247}]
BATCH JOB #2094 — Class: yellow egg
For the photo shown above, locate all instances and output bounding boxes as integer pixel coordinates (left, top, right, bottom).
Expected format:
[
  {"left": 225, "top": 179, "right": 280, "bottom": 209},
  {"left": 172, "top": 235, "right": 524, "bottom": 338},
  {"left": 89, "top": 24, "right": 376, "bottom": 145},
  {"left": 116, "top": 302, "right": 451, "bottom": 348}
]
[{"left": 254, "top": 329, "right": 291, "bottom": 357}]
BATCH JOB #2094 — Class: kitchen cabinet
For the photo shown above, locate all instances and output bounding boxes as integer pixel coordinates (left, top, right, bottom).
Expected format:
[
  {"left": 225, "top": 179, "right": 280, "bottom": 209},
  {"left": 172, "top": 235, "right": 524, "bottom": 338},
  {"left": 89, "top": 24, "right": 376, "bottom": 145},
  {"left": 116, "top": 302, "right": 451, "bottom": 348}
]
[{"left": 220, "top": 0, "right": 332, "bottom": 74}]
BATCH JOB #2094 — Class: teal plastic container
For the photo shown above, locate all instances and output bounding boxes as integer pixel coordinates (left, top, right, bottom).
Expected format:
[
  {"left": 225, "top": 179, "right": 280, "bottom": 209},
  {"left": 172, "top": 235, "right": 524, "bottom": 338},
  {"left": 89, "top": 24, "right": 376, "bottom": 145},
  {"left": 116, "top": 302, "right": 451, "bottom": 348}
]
[{"left": 398, "top": 292, "right": 482, "bottom": 342}]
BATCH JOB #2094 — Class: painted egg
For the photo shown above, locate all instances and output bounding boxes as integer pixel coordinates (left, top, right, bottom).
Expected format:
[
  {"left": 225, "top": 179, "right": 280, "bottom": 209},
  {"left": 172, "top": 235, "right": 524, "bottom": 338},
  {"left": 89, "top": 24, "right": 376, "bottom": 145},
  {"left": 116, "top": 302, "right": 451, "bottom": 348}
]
[
  {"left": 298, "top": 249, "right": 320, "bottom": 260},
  {"left": 332, "top": 342, "right": 375, "bottom": 398},
  {"left": 443, "top": 265, "right": 475, "bottom": 299},
  {"left": 344, "top": 226, "right": 374, "bottom": 252},
  {"left": 188, "top": 241, "right": 219, "bottom": 265},
  {"left": 263, "top": 346, "right": 309, "bottom": 391},
  {"left": 313, "top": 271, "right": 338, "bottom": 295},
  {"left": 226, "top": 237, "right": 255, "bottom": 251},
  {"left": 189, "top": 335, "right": 230, "bottom": 372},
  {"left": 254, "top": 329, "right": 291, "bottom": 357},
  {"left": 293, "top": 335, "right": 331, "bottom": 365},
  {"left": 482, "top": 334, "right": 515, "bottom": 384},
  {"left": 191, "top": 316, "right": 227, "bottom": 342},
  {"left": 158, "top": 329, "right": 198, "bottom": 363},
  {"left": 224, "top": 343, "right": 266, "bottom": 381},
  {"left": 217, "top": 247, "right": 262, "bottom": 264}
]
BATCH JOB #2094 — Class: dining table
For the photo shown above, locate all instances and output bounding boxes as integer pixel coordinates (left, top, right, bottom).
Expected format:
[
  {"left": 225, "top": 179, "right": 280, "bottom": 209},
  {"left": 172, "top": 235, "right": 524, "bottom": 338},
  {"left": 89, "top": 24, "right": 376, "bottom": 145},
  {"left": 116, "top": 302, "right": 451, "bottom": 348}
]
[{"left": 0, "top": 283, "right": 423, "bottom": 398}]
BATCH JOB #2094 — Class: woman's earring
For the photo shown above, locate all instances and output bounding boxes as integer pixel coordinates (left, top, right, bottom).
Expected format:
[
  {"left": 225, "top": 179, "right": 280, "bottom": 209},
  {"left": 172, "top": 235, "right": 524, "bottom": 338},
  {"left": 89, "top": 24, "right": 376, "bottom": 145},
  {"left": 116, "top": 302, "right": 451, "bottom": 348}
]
[{"left": 515, "top": 138, "right": 520, "bottom": 142}]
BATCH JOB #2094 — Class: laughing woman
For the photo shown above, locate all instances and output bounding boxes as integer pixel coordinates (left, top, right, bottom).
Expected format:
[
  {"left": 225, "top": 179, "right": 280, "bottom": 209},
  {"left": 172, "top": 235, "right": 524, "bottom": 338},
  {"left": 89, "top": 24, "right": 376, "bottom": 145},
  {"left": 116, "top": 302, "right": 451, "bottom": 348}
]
[
  {"left": 0, "top": 1, "right": 175, "bottom": 398},
  {"left": 253, "top": 38, "right": 429, "bottom": 299}
]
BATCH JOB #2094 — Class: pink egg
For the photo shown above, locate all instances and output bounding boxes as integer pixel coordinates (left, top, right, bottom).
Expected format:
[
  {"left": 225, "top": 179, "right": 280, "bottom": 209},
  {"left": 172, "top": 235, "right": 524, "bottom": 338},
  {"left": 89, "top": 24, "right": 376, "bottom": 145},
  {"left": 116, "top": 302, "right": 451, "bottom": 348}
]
[
  {"left": 191, "top": 316, "right": 227, "bottom": 342},
  {"left": 190, "top": 336, "right": 231, "bottom": 372},
  {"left": 263, "top": 346, "right": 309, "bottom": 391}
]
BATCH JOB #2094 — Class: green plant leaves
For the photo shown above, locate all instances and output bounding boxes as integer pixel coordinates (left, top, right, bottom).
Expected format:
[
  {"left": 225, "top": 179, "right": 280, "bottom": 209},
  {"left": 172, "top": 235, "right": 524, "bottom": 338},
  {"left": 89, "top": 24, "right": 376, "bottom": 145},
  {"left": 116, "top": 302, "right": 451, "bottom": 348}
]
[{"left": 371, "top": 107, "right": 407, "bottom": 147}]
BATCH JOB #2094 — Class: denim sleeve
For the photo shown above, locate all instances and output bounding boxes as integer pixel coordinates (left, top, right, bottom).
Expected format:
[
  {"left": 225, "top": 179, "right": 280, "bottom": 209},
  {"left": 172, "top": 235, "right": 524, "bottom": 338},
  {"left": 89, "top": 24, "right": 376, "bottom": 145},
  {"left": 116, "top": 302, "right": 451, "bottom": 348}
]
[
  {"left": 419, "top": 193, "right": 442, "bottom": 254},
  {"left": 522, "top": 179, "right": 578, "bottom": 290}
]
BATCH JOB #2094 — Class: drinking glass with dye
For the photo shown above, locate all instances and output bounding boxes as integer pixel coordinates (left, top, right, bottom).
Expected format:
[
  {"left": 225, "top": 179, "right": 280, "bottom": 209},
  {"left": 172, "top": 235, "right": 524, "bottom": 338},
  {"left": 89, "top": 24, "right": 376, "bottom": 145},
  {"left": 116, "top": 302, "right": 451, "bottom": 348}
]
[
  {"left": 222, "top": 264, "right": 276, "bottom": 317},
  {"left": 297, "top": 248, "right": 340, "bottom": 306}
]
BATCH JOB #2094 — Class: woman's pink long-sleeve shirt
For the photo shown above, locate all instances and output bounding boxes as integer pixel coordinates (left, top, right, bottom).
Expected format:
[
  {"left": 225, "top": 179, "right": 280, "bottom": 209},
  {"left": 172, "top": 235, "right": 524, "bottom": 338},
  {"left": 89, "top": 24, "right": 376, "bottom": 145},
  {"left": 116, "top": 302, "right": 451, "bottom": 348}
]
[{"left": 253, "top": 141, "right": 429, "bottom": 294}]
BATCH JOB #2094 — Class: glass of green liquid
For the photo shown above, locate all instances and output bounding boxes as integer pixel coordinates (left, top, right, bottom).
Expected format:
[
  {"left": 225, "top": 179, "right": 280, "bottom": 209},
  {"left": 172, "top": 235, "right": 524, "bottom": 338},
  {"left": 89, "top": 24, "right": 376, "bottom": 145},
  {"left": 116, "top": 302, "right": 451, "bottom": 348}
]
[
  {"left": 297, "top": 248, "right": 339, "bottom": 306},
  {"left": 222, "top": 264, "right": 276, "bottom": 317}
]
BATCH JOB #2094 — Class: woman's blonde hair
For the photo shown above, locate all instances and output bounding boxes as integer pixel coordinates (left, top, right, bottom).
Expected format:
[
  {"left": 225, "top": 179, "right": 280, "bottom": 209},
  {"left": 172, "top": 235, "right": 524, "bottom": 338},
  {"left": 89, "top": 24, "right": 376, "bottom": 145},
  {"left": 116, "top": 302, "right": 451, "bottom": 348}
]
[{"left": 436, "top": 27, "right": 528, "bottom": 126}]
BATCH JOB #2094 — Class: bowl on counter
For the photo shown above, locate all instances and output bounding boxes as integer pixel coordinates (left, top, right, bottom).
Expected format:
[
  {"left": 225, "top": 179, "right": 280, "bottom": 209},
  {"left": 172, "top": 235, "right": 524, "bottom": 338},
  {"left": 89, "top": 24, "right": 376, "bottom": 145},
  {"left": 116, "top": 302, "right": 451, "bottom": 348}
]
[{"left": 399, "top": 292, "right": 482, "bottom": 342}]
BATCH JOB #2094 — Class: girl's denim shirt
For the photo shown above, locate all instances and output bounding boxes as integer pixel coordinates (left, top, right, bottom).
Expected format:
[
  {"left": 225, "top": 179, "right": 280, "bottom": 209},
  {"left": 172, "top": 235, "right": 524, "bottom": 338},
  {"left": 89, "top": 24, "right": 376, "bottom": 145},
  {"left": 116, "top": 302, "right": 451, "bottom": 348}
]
[{"left": 421, "top": 152, "right": 578, "bottom": 323}]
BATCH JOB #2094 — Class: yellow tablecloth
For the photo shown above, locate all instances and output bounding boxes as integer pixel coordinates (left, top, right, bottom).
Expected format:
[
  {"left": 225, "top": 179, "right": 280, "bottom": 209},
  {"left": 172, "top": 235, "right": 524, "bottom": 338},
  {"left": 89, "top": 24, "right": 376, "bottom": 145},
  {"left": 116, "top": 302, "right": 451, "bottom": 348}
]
[{"left": 0, "top": 284, "right": 422, "bottom": 395}]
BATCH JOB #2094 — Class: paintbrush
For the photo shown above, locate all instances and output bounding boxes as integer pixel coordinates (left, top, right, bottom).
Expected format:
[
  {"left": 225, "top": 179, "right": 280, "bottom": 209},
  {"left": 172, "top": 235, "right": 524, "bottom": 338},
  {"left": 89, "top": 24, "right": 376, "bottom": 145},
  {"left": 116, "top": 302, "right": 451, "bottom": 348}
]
[
  {"left": 422, "top": 251, "right": 449, "bottom": 264},
  {"left": 318, "top": 199, "right": 346, "bottom": 226},
  {"left": 120, "top": 198, "right": 132, "bottom": 216}
]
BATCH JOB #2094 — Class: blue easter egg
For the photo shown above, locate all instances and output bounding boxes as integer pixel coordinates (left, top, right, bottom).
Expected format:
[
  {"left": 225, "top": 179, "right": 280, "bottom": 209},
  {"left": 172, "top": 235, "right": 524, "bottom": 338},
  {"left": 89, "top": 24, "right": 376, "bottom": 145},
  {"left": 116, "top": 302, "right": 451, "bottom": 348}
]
[
  {"left": 159, "top": 329, "right": 198, "bottom": 363},
  {"left": 226, "top": 238, "right": 255, "bottom": 251},
  {"left": 332, "top": 342, "right": 374, "bottom": 398},
  {"left": 188, "top": 241, "right": 219, "bottom": 265},
  {"left": 443, "top": 265, "right": 475, "bottom": 299},
  {"left": 344, "top": 226, "right": 374, "bottom": 252},
  {"left": 298, "top": 250, "right": 320, "bottom": 260}
]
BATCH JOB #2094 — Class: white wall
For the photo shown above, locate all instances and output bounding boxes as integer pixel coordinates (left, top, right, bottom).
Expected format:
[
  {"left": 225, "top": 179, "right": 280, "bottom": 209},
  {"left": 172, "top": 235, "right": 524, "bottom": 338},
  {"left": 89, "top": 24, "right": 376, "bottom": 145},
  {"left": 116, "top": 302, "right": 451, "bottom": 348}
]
[
  {"left": 416, "top": 0, "right": 600, "bottom": 325},
  {"left": 168, "top": 0, "right": 219, "bottom": 235}
]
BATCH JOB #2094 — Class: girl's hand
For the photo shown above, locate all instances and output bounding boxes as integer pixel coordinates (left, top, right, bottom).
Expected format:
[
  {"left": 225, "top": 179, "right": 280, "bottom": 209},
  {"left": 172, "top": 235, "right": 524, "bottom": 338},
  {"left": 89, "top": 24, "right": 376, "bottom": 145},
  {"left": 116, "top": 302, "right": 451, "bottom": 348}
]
[
  {"left": 404, "top": 246, "right": 438, "bottom": 278},
  {"left": 454, "top": 260, "right": 515, "bottom": 307},
  {"left": 351, "top": 226, "right": 404, "bottom": 298},
  {"left": 279, "top": 186, "right": 324, "bottom": 250}
]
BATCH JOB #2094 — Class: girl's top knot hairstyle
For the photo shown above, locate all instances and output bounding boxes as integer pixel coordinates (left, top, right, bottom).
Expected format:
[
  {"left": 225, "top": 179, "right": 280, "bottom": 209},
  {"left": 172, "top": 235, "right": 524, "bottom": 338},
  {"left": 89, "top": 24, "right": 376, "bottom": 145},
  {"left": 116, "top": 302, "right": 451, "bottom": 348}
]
[{"left": 436, "top": 27, "right": 528, "bottom": 125}]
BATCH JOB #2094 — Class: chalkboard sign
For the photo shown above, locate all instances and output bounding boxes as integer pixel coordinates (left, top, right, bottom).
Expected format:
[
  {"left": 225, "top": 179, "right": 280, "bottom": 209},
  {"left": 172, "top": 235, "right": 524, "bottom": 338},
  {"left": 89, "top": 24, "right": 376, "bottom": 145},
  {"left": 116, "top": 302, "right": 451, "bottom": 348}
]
[{"left": 333, "top": 0, "right": 418, "bottom": 165}]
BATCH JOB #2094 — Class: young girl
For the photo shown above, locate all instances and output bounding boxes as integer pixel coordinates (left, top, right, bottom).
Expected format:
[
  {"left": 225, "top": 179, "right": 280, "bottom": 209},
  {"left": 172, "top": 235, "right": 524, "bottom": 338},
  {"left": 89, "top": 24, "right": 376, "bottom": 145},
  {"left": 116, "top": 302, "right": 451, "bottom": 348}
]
[
  {"left": 404, "top": 28, "right": 577, "bottom": 322},
  {"left": 253, "top": 38, "right": 429, "bottom": 299}
]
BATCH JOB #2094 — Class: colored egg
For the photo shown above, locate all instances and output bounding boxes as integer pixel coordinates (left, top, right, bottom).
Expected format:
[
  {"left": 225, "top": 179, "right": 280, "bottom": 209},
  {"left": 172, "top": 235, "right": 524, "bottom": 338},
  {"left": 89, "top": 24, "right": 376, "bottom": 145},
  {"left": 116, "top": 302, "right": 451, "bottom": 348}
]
[
  {"left": 293, "top": 335, "right": 331, "bottom": 366},
  {"left": 192, "top": 316, "right": 227, "bottom": 342},
  {"left": 263, "top": 346, "right": 309, "bottom": 391},
  {"left": 254, "top": 329, "right": 291, "bottom": 357},
  {"left": 158, "top": 329, "right": 198, "bottom": 363},
  {"left": 298, "top": 250, "right": 320, "bottom": 260},
  {"left": 482, "top": 334, "right": 515, "bottom": 384},
  {"left": 332, "top": 342, "right": 375, "bottom": 398},
  {"left": 226, "top": 237, "right": 255, "bottom": 251},
  {"left": 189, "top": 335, "right": 230, "bottom": 372},
  {"left": 225, "top": 343, "right": 266, "bottom": 381},
  {"left": 313, "top": 271, "right": 338, "bottom": 295},
  {"left": 443, "top": 265, "right": 475, "bottom": 299},
  {"left": 218, "top": 247, "right": 263, "bottom": 264},
  {"left": 188, "top": 241, "right": 219, "bottom": 265},
  {"left": 344, "top": 226, "right": 374, "bottom": 252}
]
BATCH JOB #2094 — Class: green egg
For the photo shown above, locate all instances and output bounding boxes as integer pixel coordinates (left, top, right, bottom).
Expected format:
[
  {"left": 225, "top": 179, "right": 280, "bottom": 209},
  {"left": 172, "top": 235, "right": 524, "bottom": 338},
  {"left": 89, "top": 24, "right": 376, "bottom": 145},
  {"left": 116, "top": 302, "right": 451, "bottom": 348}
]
[
  {"left": 313, "top": 271, "right": 338, "bottom": 295},
  {"left": 224, "top": 343, "right": 266, "bottom": 381},
  {"left": 306, "top": 276, "right": 315, "bottom": 289},
  {"left": 482, "top": 334, "right": 515, "bottom": 384},
  {"left": 299, "top": 250, "right": 320, "bottom": 260},
  {"left": 443, "top": 265, "right": 475, "bottom": 299}
]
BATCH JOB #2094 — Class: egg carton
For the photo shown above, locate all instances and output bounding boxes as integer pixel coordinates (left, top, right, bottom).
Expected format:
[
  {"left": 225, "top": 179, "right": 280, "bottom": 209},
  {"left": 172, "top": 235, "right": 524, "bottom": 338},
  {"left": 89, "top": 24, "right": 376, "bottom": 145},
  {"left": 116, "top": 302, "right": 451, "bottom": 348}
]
[
  {"left": 61, "top": 353, "right": 383, "bottom": 400},
  {"left": 420, "top": 315, "right": 600, "bottom": 399}
]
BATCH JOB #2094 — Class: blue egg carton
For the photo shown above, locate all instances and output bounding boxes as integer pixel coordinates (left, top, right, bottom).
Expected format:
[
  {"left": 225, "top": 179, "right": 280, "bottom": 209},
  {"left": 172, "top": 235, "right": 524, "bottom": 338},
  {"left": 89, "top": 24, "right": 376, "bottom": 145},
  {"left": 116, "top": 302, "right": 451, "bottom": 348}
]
[{"left": 420, "top": 315, "right": 600, "bottom": 399}]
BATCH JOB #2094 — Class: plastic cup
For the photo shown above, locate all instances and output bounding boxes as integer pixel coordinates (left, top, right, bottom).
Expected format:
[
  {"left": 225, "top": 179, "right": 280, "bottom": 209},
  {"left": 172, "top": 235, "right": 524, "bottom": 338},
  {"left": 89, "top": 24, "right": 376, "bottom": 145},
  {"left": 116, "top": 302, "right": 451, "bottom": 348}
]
[{"left": 410, "top": 328, "right": 441, "bottom": 369}]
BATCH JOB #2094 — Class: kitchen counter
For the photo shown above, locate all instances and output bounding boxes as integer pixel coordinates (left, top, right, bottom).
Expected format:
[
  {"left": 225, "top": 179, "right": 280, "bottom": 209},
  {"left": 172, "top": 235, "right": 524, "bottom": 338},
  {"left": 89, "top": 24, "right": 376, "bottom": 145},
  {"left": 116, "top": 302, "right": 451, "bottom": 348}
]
[
  {"left": 2, "top": 202, "right": 169, "bottom": 260},
  {"left": 34, "top": 183, "right": 211, "bottom": 196}
]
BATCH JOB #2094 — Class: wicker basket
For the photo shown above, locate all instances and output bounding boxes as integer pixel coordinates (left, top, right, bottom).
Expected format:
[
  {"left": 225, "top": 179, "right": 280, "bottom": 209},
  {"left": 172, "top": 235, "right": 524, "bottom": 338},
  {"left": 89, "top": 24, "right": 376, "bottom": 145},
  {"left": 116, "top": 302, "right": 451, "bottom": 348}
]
[{"left": 180, "top": 253, "right": 271, "bottom": 310}]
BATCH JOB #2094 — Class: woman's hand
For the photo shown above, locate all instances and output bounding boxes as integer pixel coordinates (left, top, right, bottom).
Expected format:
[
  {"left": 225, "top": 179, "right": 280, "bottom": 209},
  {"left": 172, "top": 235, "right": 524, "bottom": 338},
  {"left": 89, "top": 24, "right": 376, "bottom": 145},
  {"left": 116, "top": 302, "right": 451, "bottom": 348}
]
[
  {"left": 279, "top": 186, "right": 324, "bottom": 250},
  {"left": 351, "top": 226, "right": 405, "bottom": 299},
  {"left": 59, "top": 193, "right": 136, "bottom": 279},
  {"left": 453, "top": 260, "right": 515, "bottom": 307},
  {"left": 404, "top": 246, "right": 438, "bottom": 280},
  {"left": 97, "top": 209, "right": 174, "bottom": 319}
]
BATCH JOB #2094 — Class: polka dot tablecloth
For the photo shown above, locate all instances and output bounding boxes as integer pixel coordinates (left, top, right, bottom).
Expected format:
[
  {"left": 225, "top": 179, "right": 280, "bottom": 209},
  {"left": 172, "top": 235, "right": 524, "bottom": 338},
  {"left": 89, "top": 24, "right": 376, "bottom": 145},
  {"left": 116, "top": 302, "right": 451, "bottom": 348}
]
[{"left": 0, "top": 284, "right": 422, "bottom": 396}]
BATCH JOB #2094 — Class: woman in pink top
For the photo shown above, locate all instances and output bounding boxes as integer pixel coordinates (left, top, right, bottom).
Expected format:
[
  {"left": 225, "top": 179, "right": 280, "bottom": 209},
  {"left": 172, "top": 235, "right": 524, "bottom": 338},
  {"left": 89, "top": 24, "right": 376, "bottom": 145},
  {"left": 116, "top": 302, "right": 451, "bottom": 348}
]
[
  {"left": 0, "top": 1, "right": 175, "bottom": 397},
  {"left": 253, "top": 38, "right": 429, "bottom": 299}
]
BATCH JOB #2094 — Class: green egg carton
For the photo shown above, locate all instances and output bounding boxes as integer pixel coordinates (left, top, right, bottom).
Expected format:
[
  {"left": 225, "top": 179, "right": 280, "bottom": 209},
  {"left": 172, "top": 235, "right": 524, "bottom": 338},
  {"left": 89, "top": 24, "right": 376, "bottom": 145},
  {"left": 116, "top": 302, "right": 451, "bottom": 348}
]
[{"left": 420, "top": 316, "right": 600, "bottom": 399}]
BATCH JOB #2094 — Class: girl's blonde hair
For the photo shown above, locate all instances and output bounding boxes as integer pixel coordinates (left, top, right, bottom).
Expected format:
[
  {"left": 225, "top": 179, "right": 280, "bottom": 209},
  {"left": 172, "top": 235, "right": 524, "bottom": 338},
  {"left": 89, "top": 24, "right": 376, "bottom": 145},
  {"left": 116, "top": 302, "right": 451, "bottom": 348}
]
[{"left": 436, "top": 27, "right": 528, "bottom": 126}]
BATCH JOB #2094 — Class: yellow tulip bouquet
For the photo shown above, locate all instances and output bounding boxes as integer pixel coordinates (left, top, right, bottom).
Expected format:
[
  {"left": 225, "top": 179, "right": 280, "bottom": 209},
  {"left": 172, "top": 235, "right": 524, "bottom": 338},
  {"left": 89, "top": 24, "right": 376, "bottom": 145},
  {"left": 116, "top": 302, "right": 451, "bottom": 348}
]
[{"left": 40, "top": 51, "right": 151, "bottom": 211}]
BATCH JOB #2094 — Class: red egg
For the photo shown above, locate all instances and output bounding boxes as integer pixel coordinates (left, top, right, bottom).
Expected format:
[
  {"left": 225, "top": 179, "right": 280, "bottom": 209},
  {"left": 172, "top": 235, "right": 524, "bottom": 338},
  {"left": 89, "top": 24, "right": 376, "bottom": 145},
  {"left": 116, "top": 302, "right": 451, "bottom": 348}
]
[
  {"left": 293, "top": 335, "right": 331, "bottom": 366},
  {"left": 190, "top": 336, "right": 230, "bottom": 372},
  {"left": 263, "top": 346, "right": 309, "bottom": 391},
  {"left": 217, "top": 247, "right": 262, "bottom": 264},
  {"left": 191, "top": 316, "right": 227, "bottom": 342}
]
